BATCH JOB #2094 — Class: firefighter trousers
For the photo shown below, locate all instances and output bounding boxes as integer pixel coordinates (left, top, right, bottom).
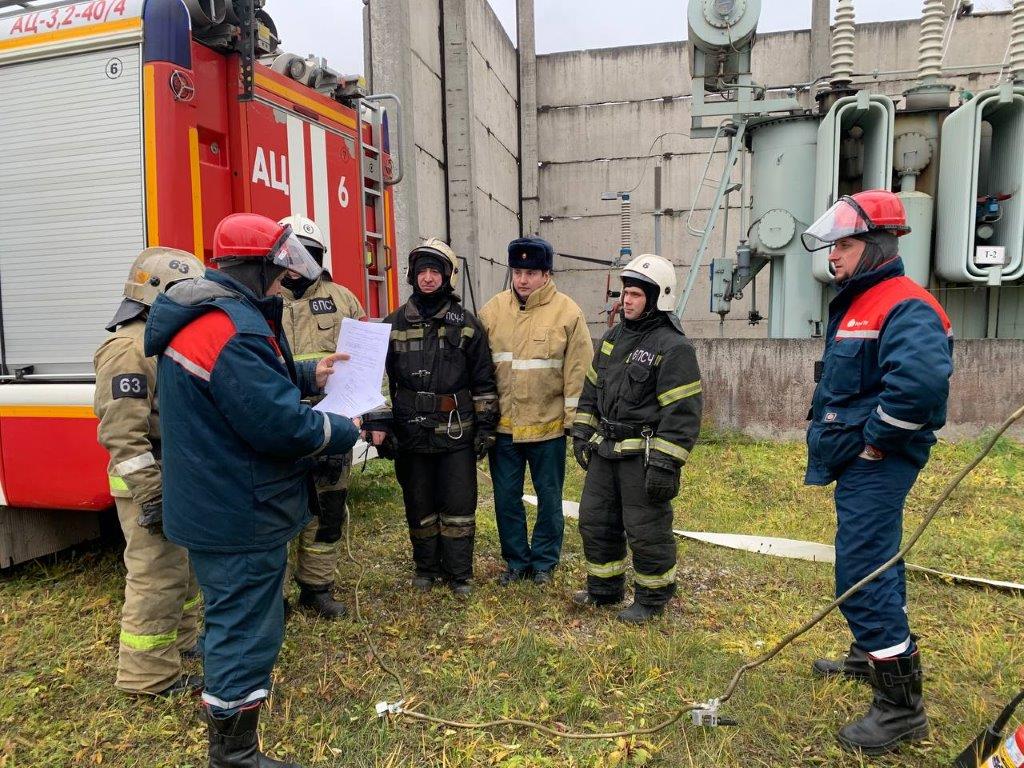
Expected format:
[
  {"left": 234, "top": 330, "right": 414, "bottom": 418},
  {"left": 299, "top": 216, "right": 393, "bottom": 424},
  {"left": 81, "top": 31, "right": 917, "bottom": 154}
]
[
  {"left": 290, "top": 453, "right": 351, "bottom": 589},
  {"left": 190, "top": 545, "right": 287, "bottom": 715},
  {"left": 834, "top": 453, "right": 919, "bottom": 655},
  {"left": 394, "top": 448, "right": 477, "bottom": 582},
  {"left": 578, "top": 453, "right": 677, "bottom": 607},
  {"left": 115, "top": 497, "right": 201, "bottom": 694}
]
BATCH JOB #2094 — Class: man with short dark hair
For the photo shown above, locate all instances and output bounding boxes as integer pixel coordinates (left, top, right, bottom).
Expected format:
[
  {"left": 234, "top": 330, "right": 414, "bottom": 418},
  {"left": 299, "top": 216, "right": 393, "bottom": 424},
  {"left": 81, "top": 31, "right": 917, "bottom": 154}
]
[{"left": 479, "top": 237, "right": 592, "bottom": 585}]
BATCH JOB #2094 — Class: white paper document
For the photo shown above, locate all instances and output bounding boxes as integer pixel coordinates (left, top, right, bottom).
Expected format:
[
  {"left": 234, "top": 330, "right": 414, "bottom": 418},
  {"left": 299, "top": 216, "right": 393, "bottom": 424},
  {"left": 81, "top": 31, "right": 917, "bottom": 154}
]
[{"left": 313, "top": 318, "right": 391, "bottom": 418}]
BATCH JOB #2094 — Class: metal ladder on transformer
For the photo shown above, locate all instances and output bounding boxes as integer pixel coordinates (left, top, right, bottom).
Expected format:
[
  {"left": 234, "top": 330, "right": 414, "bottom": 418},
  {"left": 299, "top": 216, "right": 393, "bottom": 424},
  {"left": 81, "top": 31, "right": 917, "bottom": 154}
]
[{"left": 354, "top": 94, "right": 403, "bottom": 320}]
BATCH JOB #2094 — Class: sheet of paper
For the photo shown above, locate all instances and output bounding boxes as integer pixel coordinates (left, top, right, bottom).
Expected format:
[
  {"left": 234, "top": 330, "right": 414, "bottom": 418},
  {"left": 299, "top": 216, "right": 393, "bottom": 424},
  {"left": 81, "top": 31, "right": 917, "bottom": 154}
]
[{"left": 313, "top": 318, "right": 391, "bottom": 418}]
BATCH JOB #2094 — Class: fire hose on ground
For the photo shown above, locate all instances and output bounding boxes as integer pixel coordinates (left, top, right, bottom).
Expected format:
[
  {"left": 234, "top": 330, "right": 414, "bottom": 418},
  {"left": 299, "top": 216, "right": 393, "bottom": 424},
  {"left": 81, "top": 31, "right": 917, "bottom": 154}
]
[{"left": 337, "top": 403, "right": 1024, "bottom": 741}]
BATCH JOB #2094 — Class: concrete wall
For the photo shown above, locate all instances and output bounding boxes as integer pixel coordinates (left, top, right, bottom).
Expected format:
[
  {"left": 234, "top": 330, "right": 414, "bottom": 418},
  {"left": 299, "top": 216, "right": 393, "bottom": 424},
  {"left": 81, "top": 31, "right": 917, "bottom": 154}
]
[
  {"left": 696, "top": 338, "right": 1024, "bottom": 441},
  {"left": 365, "top": 0, "right": 445, "bottom": 289},
  {"left": 535, "top": 12, "right": 1013, "bottom": 339},
  {"left": 367, "top": 0, "right": 519, "bottom": 309},
  {"left": 464, "top": 0, "right": 521, "bottom": 306}
]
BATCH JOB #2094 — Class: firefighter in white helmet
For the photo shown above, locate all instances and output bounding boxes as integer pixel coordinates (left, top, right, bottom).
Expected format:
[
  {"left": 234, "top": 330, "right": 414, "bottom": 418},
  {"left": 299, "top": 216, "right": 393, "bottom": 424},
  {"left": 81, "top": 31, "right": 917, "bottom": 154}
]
[
  {"left": 278, "top": 215, "right": 366, "bottom": 620},
  {"left": 570, "top": 255, "right": 703, "bottom": 623},
  {"left": 93, "top": 247, "right": 205, "bottom": 696}
]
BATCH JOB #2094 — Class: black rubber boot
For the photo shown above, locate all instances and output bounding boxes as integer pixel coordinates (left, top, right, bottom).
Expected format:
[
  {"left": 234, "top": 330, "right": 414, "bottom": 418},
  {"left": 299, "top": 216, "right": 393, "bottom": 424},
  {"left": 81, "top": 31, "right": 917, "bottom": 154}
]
[
  {"left": 297, "top": 583, "right": 348, "bottom": 620},
  {"left": 497, "top": 568, "right": 529, "bottom": 586},
  {"left": 411, "top": 576, "right": 437, "bottom": 592},
  {"left": 812, "top": 642, "right": 871, "bottom": 682},
  {"left": 571, "top": 590, "right": 622, "bottom": 608},
  {"left": 182, "top": 640, "right": 204, "bottom": 661},
  {"left": 154, "top": 673, "right": 204, "bottom": 698},
  {"left": 836, "top": 649, "right": 928, "bottom": 755},
  {"left": 206, "top": 705, "right": 302, "bottom": 767},
  {"left": 616, "top": 601, "right": 664, "bottom": 624},
  {"left": 410, "top": 535, "right": 443, "bottom": 582}
]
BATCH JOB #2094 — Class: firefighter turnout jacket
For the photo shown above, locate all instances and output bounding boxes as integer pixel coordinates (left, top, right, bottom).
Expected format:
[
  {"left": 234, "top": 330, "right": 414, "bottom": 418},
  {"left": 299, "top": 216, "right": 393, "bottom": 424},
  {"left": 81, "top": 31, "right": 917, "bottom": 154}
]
[
  {"left": 805, "top": 257, "right": 954, "bottom": 486},
  {"left": 282, "top": 276, "right": 365, "bottom": 363},
  {"left": 384, "top": 295, "right": 499, "bottom": 453},
  {"left": 95, "top": 319, "right": 161, "bottom": 503},
  {"left": 94, "top": 316, "right": 201, "bottom": 694},
  {"left": 478, "top": 279, "right": 593, "bottom": 442},
  {"left": 144, "top": 271, "right": 361, "bottom": 553},
  {"left": 573, "top": 312, "right": 702, "bottom": 468}
]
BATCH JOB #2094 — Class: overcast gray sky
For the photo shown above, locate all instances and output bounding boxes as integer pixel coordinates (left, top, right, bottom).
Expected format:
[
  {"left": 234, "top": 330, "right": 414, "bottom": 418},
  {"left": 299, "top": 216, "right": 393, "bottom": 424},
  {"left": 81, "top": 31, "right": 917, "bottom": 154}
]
[{"left": 272, "top": 0, "right": 1012, "bottom": 78}]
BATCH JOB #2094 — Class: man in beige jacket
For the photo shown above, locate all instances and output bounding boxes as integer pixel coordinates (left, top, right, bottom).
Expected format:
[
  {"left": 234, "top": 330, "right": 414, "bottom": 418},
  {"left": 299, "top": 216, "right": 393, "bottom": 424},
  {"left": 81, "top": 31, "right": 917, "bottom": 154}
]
[
  {"left": 94, "top": 247, "right": 204, "bottom": 696},
  {"left": 479, "top": 237, "right": 593, "bottom": 585},
  {"left": 279, "top": 215, "right": 365, "bottom": 619}
]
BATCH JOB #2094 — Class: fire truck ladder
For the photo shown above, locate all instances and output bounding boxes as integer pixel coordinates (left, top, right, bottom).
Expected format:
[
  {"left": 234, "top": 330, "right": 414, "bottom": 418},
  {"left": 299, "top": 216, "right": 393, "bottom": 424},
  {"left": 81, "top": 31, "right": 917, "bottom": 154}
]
[{"left": 355, "top": 94, "right": 403, "bottom": 320}]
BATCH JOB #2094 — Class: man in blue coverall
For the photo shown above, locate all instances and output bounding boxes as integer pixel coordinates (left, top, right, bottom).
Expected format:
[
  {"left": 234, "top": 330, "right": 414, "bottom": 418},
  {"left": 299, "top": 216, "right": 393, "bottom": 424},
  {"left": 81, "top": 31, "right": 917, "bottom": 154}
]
[
  {"left": 146, "top": 213, "right": 361, "bottom": 768},
  {"left": 800, "top": 190, "right": 953, "bottom": 756}
]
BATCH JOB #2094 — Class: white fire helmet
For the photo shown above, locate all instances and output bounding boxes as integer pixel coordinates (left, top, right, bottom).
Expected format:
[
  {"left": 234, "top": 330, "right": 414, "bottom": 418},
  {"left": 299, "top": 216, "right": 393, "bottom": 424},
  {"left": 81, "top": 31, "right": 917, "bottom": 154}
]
[
  {"left": 620, "top": 254, "right": 677, "bottom": 312},
  {"left": 278, "top": 215, "right": 327, "bottom": 266}
]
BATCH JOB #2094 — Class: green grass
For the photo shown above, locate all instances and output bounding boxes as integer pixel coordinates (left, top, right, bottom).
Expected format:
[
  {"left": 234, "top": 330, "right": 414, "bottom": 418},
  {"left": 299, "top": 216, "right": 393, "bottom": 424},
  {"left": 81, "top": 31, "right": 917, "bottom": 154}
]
[{"left": 1, "top": 439, "right": 1022, "bottom": 767}]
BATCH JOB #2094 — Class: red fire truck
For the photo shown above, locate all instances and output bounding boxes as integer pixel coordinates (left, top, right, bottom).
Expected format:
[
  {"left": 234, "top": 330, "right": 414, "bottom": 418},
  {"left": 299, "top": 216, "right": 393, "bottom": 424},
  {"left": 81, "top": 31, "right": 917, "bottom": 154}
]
[{"left": 0, "top": 0, "right": 401, "bottom": 566}]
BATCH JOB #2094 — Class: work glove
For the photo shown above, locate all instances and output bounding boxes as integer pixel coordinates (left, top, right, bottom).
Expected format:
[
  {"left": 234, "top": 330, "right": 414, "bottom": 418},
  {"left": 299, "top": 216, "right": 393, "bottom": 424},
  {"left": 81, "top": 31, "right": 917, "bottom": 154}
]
[
  {"left": 572, "top": 437, "right": 592, "bottom": 471},
  {"left": 645, "top": 463, "right": 680, "bottom": 503},
  {"left": 137, "top": 498, "right": 164, "bottom": 537},
  {"left": 475, "top": 431, "right": 496, "bottom": 460}
]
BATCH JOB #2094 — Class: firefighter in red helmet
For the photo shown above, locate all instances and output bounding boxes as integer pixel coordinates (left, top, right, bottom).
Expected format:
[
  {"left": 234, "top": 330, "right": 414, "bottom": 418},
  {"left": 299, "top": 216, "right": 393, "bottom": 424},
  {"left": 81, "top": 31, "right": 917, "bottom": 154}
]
[
  {"left": 802, "top": 190, "right": 953, "bottom": 755},
  {"left": 145, "top": 212, "right": 362, "bottom": 768}
]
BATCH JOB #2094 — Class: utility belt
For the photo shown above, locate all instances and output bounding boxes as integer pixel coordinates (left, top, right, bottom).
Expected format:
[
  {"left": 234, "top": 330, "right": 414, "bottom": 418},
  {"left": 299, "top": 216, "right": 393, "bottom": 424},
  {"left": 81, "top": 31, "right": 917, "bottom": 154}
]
[
  {"left": 599, "top": 418, "right": 653, "bottom": 441},
  {"left": 394, "top": 387, "right": 472, "bottom": 415}
]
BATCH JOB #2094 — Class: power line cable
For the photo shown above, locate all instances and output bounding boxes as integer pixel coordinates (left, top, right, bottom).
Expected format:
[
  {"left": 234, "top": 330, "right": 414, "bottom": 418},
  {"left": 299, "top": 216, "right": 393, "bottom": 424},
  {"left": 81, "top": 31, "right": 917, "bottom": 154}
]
[{"left": 343, "top": 403, "right": 1024, "bottom": 741}]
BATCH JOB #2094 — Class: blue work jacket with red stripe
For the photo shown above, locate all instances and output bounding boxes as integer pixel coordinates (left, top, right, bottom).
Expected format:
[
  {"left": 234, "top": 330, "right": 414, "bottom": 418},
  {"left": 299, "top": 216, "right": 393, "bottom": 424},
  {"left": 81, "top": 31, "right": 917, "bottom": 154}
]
[
  {"left": 144, "top": 270, "right": 360, "bottom": 553},
  {"left": 805, "top": 257, "right": 954, "bottom": 486}
]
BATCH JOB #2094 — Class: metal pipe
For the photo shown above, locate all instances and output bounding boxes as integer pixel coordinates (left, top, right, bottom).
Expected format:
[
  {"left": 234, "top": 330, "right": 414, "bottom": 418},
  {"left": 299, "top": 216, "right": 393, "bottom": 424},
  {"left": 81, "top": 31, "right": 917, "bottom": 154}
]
[
  {"left": 0, "top": 374, "right": 96, "bottom": 383},
  {"left": 363, "top": 94, "right": 404, "bottom": 185},
  {"left": 653, "top": 164, "right": 663, "bottom": 256},
  {"left": 739, "top": 143, "right": 749, "bottom": 241}
]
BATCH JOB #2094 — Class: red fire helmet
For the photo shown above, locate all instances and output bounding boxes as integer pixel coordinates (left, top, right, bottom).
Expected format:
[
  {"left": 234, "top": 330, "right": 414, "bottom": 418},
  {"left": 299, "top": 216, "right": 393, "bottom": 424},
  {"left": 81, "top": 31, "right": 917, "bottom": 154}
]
[
  {"left": 212, "top": 213, "right": 322, "bottom": 280},
  {"left": 802, "top": 189, "right": 911, "bottom": 252}
]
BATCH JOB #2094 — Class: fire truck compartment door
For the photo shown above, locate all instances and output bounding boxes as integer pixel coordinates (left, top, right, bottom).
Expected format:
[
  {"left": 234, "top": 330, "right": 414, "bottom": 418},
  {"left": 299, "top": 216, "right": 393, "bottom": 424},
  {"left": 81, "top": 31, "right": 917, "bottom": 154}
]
[{"left": 0, "top": 45, "right": 144, "bottom": 375}]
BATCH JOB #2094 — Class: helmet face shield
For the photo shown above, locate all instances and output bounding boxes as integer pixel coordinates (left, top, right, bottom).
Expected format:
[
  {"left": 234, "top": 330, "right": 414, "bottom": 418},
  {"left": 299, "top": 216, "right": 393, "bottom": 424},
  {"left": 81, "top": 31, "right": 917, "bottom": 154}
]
[
  {"left": 269, "top": 228, "right": 323, "bottom": 280},
  {"left": 801, "top": 197, "right": 872, "bottom": 252}
]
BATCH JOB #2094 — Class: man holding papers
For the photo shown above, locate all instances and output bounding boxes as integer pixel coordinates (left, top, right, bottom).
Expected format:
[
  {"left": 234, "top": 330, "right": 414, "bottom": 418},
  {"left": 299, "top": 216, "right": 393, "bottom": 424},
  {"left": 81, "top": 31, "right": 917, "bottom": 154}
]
[
  {"left": 375, "top": 239, "right": 499, "bottom": 595},
  {"left": 145, "top": 213, "right": 360, "bottom": 768}
]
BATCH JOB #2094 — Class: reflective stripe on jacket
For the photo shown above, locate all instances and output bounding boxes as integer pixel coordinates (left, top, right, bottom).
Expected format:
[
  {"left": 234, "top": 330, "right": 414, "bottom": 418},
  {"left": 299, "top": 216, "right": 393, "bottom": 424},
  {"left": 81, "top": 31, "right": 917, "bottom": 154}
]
[
  {"left": 383, "top": 296, "right": 499, "bottom": 453},
  {"left": 478, "top": 280, "right": 593, "bottom": 443},
  {"left": 805, "top": 257, "right": 954, "bottom": 486},
  {"left": 572, "top": 312, "right": 702, "bottom": 468},
  {"left": 94, "top": 319, "right": 161, "bottom": 504},
  {"left": 144, "top": 271, "right": 360, "bottom": 553}
]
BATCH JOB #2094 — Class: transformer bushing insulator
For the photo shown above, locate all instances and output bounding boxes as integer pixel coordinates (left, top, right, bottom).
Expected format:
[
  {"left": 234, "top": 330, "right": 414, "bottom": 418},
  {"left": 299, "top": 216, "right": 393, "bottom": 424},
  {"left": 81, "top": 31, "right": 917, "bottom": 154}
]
[
  {"left": 620, "top": 198, "right": 632, "bottom": 253},
  {"left": 917, "top": 0, "right": 945, "bottom": 82},
  {"left": 1010, "top": 0, "right": 1024, "bottom": 82},
  {"left": 831, "top": 0, "right": 856, "bottom": 85}
]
